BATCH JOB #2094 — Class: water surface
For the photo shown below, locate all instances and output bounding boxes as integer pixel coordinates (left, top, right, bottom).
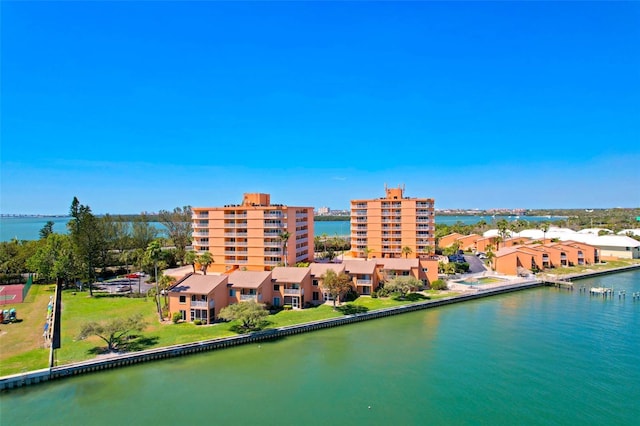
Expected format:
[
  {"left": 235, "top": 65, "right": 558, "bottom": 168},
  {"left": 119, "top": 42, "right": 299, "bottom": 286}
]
[{"left": 2, "top": 271, "right": 638, "bottom": 425}]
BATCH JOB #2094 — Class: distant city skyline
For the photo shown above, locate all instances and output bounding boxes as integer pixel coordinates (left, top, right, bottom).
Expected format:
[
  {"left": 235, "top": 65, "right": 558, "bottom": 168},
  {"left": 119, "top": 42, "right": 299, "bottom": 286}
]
[{"left": 2, "top": 2, "right": 639, "bottom": 215}]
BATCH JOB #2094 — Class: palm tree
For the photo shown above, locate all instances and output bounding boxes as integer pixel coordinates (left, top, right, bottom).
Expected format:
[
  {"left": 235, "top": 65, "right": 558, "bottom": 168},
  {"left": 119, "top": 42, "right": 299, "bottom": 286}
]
[
  {"left": 363, "top": 247, "right": 373, "bottom": 260},
  {"left": 279, "top": 231, "right": 291, "bottom": 266},
  {"left": 496, "top": 218, "right": 510, "bottom": 248},
  {"left": 145, "top": 240, "right": 163, "bottom": 320},
  {"left": 485, "top": 246, "right": 496, "bottom": 270},
  {"left": 541, "top": 222, "right": 550, "bottom": 243},
  {"left": 197, "top": 251, "right": 213, "bottom": 275},
  {"left": 158, "top": 273, "right": 177, "bottom": 308},
  {"left": 401, "top": 246, "right": 413, "bottom": 259},
  {"left": 184, "top": 250, "right": 197, "bottom": 273}
]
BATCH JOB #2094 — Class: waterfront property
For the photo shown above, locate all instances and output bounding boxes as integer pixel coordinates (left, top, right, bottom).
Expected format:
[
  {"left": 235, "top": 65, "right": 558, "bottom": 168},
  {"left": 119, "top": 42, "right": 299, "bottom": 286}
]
[
  {"left": 167, "top": 274, "right": 228, "bottom": 324},
  {"left": 271, "top": 266, "right": 311, "bottom": 309},
  {"left": 349, "top": 185, "right": 436, "bottom": 259},
  {"left": 493, "top": 241, "right": 599, "bottom": 276},
  {"left": 168, "top": 257, "right": 441, "bottom": 322},
  {"left": 191, "top": 193, "right": 314, "bottom": 273}
]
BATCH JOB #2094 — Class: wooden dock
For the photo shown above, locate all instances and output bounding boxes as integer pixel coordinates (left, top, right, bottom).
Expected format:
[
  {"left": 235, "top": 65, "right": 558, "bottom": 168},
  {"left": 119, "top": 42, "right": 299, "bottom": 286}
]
[{"left": 543, "top": 278, "right": 574, "bottom": 289}]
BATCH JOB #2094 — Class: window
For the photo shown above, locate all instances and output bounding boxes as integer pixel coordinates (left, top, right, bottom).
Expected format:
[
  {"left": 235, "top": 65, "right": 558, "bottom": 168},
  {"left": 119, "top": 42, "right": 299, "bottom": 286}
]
[
  {"left": 312, "top": 291, "right": 319, "bottom": 301},
  {"left": 179, "top": 310, "right": 186, "bottom": 320},
  {"left": 312, "top": 279, "right": 319, "bottom": 287},
  {"left": 273, "top": 284, "right": 280, "bottom": 291},
  {"left": 229, "top": 289, "right": 236, "bottom": 297},
  {"left": 191, "top": 295, "right": 196, "bottom": 302},
  {"left": 179, "top": 295, "right": 186, "bottom": 304}
]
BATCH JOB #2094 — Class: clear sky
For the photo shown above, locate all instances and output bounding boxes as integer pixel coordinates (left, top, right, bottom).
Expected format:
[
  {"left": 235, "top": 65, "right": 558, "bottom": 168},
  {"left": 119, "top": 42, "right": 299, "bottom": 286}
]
[{"left": 2, "top": 1, "right": 639, "bottom": 215}]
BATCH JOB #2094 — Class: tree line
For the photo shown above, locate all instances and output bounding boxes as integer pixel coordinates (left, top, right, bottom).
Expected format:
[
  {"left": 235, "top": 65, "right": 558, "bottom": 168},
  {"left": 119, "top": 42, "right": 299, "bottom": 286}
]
[{"left": 0, "top": 198, "right": 194, "bottom": 290}]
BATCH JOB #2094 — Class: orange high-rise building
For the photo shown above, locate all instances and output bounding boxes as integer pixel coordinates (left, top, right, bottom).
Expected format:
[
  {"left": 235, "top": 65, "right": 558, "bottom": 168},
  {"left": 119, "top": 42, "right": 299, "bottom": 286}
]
[
  {"left": 192, "top": 193, "right": 314, "bottom": 273},
  {"left": 350, "top": 185, "right": 435, "bottom": 259}
]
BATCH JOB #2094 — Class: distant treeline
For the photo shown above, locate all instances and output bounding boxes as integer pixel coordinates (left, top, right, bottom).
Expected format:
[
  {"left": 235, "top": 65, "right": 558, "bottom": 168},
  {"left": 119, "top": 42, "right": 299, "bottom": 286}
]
[{"left": 314, "top": 215, "right": 350, "bottom": 221}]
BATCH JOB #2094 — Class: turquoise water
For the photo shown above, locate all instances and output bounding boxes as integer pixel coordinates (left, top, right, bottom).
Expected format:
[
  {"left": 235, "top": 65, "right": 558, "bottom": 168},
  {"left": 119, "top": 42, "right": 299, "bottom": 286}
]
[
  {"left": 2, "top": 271, "right": 638, "bottom": 425},
  {"left": 0, "top": 215, "right": 562, "bottom": 241}
]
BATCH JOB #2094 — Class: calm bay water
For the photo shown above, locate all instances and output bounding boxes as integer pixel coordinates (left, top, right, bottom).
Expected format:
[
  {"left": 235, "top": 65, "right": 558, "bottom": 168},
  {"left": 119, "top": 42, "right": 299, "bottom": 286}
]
[
  {"left": 0, "top": 215, "right": 562, "bottom": 241},
  {"left": 2, "top": 271, "right": 638, "bottom": 425}
]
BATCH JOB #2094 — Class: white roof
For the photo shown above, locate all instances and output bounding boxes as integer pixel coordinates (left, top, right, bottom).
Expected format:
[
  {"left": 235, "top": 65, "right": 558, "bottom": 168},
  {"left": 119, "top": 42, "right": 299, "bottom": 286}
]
[
  {"left": 482, "top": 229, "right": 513, "bottom": 238},
  {"left": 618, "top": 229, "right": 640, "bottom": 237},
  {"left": 578, "top": 228, "right": 612, "bottom": 235},
  {"left": 504, "top": 228, "right": 640, "bottom": 249},
  {"left": 516, "top": 229, "right": 544, "bottom": 239}
]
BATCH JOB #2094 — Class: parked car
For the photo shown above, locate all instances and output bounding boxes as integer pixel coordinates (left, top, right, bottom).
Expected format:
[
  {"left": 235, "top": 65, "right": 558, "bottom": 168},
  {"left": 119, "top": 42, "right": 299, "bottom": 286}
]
[{"left": 126, "top": 272, "right": 144, "bottom": 279}]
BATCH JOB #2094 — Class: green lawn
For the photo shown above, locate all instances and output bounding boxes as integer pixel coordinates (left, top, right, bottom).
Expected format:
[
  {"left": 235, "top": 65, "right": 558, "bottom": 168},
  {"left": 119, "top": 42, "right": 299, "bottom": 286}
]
[
  {"left": 38, "top": 289, "right": 460, "bottom": 368},
  {"left": 0, "top": 284, "right": 53, "bottom": 376}
]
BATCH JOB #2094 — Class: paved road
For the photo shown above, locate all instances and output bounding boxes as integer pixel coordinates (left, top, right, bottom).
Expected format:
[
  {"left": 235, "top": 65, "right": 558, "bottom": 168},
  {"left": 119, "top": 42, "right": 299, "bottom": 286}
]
[{"left": 464, "top": 255, "right": 487, "bottom": 274}]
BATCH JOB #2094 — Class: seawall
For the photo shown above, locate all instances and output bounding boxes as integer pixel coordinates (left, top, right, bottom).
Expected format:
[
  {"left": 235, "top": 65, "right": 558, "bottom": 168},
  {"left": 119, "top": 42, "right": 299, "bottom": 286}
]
[{"left": 2, "top": 264, "right": 638, "bottom": 392}]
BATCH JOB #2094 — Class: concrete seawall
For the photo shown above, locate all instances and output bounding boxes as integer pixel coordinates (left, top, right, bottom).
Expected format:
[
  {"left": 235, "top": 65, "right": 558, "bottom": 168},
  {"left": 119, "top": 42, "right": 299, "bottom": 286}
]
[
  {"left": 0, "top": 279, "right": 545, "bottom": 391},
  {"left": 3, "top": 264, "right": 638, "bottom": 391}
]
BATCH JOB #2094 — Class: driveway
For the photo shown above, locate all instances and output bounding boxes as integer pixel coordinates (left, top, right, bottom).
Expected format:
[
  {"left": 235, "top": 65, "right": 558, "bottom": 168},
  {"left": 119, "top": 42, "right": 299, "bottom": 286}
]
[{"left": 464, "top": 255, "right": 487, "bottom": 274}]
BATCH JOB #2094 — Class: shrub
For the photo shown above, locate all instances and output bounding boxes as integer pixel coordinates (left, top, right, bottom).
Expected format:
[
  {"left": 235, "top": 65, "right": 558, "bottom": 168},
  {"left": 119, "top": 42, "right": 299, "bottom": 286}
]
[
  {"left": 283, "top": 305, "right": 292, "bottom": 311},
  {"left": 343, "top": 287, "right": 359, "bottom": 302},
  {"left": 172, "top": 312, "right": 182, "bottom": 324},
  {"left": 371, "top": 291, "right": 378, "bottom": 299},
  {"left": 430, "top": 279, "right": 447, "bottom": 290},
  {"left": 194, "top": 319, "right": 202, "bottom": 325}
]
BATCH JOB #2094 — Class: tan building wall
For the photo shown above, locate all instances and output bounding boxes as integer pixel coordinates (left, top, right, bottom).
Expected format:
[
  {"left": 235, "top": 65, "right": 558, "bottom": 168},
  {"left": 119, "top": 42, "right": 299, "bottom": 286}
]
[
  {"left": 168, "top": 274, "right": 229, "bottom": 324},
  {"left": 439, "top": 233, "right": 463, "bottom": 249},
  {"left": 350, "top": 185, "right": 435, "bottom": 259},
  {"left": 192, "top": 193, "right": 313, "bottom": 273},
  {"left": 456, "top": 234, "right": 482, "bottom": 251},
  {"left": 271, "top": 266, "right": 312, "bottom": 309}
]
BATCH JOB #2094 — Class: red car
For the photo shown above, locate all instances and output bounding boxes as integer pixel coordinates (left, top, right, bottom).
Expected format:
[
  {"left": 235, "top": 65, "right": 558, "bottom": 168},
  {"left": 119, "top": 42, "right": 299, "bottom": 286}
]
[{"left": 125, "top": 272, "right": 144, "bottom": 279}]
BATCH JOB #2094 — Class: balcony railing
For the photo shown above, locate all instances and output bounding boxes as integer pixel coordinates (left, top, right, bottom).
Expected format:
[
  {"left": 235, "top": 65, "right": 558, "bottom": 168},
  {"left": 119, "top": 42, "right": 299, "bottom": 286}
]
[
  {"left": 193, "top": 231, "right": 209, "bottom": 237},
  {"left": 283, "top": 288, "right": 303, "bottom": 296},
  {"left": 193, "top": 214, "right": 209, "bottom": 219},
  {"left": 264, "top": 212, "right": 284, "bottom": 218},
  {"left": 356, "top": 279, "right": 372, "bottom": 285},
  {"left": 193, "top": 223, "right": 209, "bottom": 229},
  {"left": 239, "top": 294, "right": 258, "bottom": 302},
  {"left": 224, "top": 232, "right": 248, "bottom": 237},
  {"left": 190, "top": 300, "right": 209, "bottom": 308},
  {"left": 225, "top": 250, "right": 248, "bottom": 255}
]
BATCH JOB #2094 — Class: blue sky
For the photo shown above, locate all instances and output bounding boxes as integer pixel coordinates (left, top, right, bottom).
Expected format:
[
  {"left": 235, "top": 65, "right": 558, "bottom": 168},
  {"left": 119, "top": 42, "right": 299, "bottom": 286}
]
[{"left": 2, "top": 1, "right": 639, "bottom": 214}]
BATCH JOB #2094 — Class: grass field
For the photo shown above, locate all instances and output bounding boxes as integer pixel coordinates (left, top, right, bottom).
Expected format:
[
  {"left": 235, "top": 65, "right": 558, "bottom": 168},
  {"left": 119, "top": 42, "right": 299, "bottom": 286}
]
[
  {"left": 0, "top": 284, "right": 54, "bottom": 376},
  {"left": 2, "top": 287, "right": 459, "bottom": 375},
  {"left": 542, "top": 259, "right": 640, "bottom": 276}
]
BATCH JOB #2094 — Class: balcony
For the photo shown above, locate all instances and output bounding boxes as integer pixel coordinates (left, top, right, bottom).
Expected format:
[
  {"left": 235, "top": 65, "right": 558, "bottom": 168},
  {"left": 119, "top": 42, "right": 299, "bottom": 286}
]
[
  {"left": 264, "top": 222, "right": 284, "bottom": 228},
  {"left": 193, "top": 223, "right": 209, "bottom": 229},
  {"left": 356, "top": 279, "right": 372, "bottom": 285},
  {"left": 239, "top": 294, "right": 258, "bottom": 302},
  {"left": 264, "top": 259, "right": 281, "bottom": 265},
  {"left": 190, "top": 300, "right": 211, "bottom": 308},
  {"left": 193, "top": 214, "right": 209, "bottom": 219},
  {"left": 225, "top": 250, "right": 248, "bottom": 255},
  {"left": 283, "top": 288, "right": 303, "bottom": 296},
  {"left": 224, "top": 214, "right": 247, "bottom": 219},
  {"left": 264, "top": 212, "right": 284, "bottom": 219},
  {"left": 265, "top": 249, "right": 283, "bottom": 255},
  {"left": 224, "top": 232, "right": 248, "bottom": 237},
  {"left": 193, "top": 231, "right": 209, "bottom": 237}
]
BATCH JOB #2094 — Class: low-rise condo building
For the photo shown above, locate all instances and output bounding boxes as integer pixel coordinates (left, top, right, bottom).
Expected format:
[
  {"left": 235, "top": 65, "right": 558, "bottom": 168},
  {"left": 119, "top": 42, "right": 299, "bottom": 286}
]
[
  {"left": 168, "top": 274, "right": 229, "bottom": 324},
  {"left": 192, "top": 193, "right": 314, "bottom": 273},
  {"left": 350, "top": 185, "right": 435, "bottom": 259}
]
